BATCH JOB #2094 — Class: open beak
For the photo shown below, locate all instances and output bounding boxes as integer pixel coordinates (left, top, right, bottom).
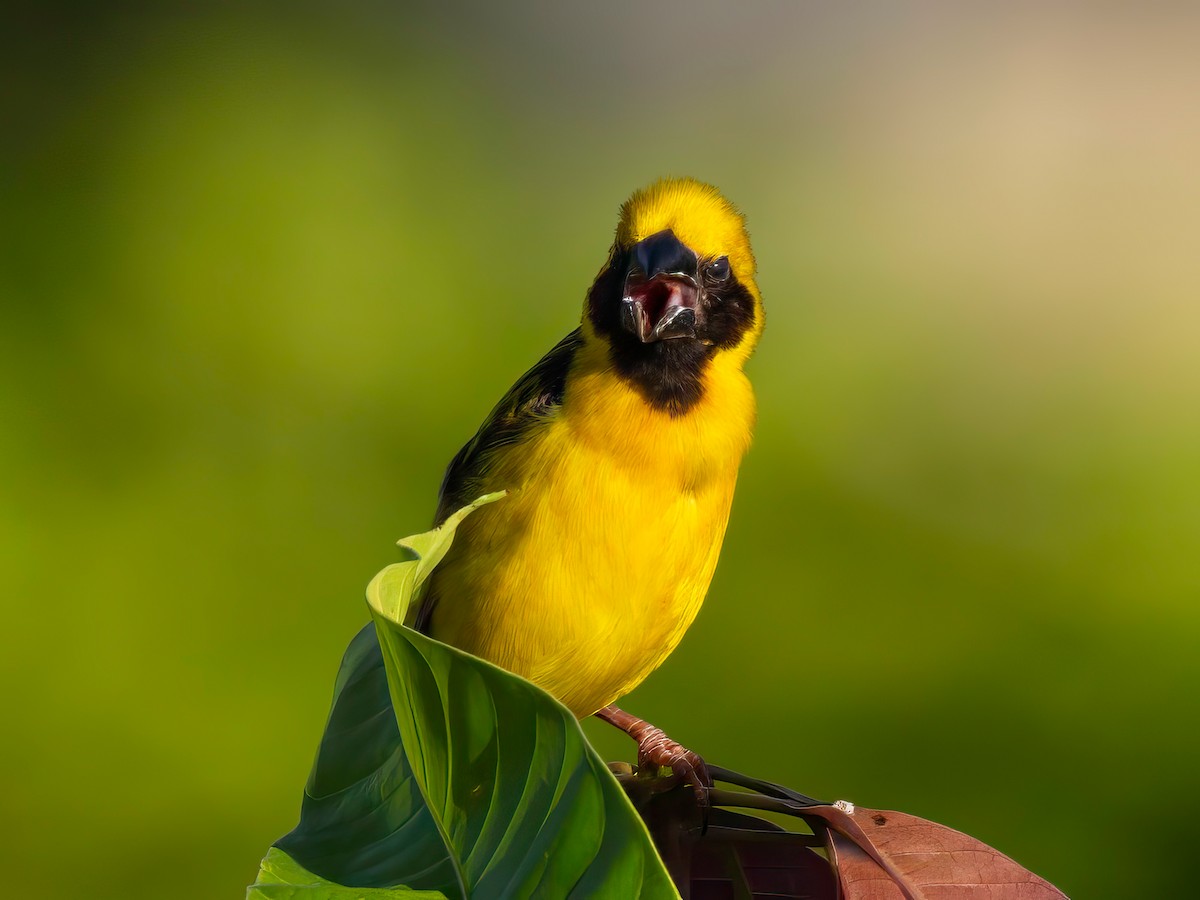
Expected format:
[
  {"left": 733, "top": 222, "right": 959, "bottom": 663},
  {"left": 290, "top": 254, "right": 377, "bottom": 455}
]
[{"left": 620, "top": 230, "right": 701, "bottom": 343}]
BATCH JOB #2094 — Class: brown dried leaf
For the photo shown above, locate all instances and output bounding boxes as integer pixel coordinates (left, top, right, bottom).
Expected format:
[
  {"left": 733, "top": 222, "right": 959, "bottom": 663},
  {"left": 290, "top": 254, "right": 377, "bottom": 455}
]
[
  {"left": 816, "top": 805, "right": 1068, "bottom": 900},
  {"left": 616, "top": 768, "right": 1068, "bottom": 900}
]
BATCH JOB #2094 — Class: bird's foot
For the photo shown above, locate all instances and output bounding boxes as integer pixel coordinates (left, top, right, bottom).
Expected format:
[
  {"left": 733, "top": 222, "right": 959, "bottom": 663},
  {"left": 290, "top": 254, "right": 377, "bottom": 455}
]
[
  {"left": 595, "top": 705, "right": 711, "bottom": 806},
  {"left": 634, "top": 724, "right": 711, "bottom": 806}
]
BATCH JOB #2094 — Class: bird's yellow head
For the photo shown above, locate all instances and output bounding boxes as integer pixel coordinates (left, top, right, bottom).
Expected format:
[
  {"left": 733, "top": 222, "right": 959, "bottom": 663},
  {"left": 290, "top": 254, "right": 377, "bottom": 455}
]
[{"left": 583, "top": 178, "right": 763, "bottom": 415}]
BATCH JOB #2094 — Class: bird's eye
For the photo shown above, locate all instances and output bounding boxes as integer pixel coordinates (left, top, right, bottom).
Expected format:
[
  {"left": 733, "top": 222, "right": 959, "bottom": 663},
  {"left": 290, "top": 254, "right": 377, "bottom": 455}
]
[{"left": 705, "top": 257, "right": 731, "bottom": 281}]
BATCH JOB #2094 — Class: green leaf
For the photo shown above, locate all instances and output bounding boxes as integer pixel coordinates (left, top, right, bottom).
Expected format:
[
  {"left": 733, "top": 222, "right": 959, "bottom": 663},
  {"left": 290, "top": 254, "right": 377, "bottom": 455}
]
[
  {"left": 248, "top": 847, "right": 446, "bottom": 898},
  {"left": 266, "top": 493, "right": 677, "bottom": 899}
]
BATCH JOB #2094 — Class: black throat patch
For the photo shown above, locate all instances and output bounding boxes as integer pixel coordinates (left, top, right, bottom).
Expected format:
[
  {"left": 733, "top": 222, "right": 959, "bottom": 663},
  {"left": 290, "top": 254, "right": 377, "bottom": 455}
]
[{"left": 586, "top": 247, "right": 756, "bottom": 417}]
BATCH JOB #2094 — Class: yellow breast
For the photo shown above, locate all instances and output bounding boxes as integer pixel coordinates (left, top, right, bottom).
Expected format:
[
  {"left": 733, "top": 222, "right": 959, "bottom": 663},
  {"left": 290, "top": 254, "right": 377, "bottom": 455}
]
[{"left": 425, "top": 341, "right": 755, "bottom": 717}]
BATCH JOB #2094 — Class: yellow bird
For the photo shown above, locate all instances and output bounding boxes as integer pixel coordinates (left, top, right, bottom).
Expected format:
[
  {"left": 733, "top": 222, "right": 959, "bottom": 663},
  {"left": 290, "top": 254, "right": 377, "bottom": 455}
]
[{"left": 410, "top": 177, "right": 763, "bottom": 787}]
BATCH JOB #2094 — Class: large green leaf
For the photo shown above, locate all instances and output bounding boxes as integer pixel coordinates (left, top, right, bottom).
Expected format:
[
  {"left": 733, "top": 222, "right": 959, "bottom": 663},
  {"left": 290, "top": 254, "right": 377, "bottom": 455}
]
[
  {"left": 248, "top": 848, "right": 446, "bottom": 899},
  {"left": 266, "top": 493, "right": 677, "bottom": 899}
]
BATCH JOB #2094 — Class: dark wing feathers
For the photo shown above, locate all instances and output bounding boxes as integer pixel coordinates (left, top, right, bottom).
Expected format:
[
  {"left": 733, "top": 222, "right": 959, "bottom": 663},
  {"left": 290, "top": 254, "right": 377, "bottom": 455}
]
[
  {"left": 433, "top": 328, "right": 583, "bottom": 524},
  {"left": 412, "top": 328, "right": 583, "bottom": 634}
]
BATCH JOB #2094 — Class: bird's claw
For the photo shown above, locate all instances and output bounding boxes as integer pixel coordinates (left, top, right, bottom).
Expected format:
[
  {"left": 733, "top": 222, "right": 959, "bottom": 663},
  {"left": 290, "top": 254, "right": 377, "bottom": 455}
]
[{"left": 635, "top": 724, "right": 711, "bottom": 807}]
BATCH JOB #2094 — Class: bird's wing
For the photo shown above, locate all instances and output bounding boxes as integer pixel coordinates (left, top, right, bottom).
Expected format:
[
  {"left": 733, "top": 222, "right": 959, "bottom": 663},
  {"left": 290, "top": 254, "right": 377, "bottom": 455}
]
[
  {"left": 411, "top": 328, "right": 584, "bottom": 632},
  {"left": 432, "top": 327, "right": 583, "bottom": 524}
]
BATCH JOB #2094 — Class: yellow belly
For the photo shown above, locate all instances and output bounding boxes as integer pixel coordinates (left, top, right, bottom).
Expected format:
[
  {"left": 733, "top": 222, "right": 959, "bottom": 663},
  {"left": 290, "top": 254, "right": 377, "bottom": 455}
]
[{"left": 425, "top": 346, "right": 754, "bottom": 717}]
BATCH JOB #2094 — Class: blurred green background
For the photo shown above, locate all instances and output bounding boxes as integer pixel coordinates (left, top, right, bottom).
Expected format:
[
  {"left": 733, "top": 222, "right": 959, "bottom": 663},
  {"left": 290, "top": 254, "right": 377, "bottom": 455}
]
[{"left": 3, "top": 3, "right": 1198, "bottom": 897}]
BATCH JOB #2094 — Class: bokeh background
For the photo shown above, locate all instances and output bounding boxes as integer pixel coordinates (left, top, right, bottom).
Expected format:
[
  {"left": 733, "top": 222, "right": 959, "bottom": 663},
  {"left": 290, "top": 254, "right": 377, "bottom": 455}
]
[{"left": 4, "top": 2, "right": 1198, "bottom": 897}]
